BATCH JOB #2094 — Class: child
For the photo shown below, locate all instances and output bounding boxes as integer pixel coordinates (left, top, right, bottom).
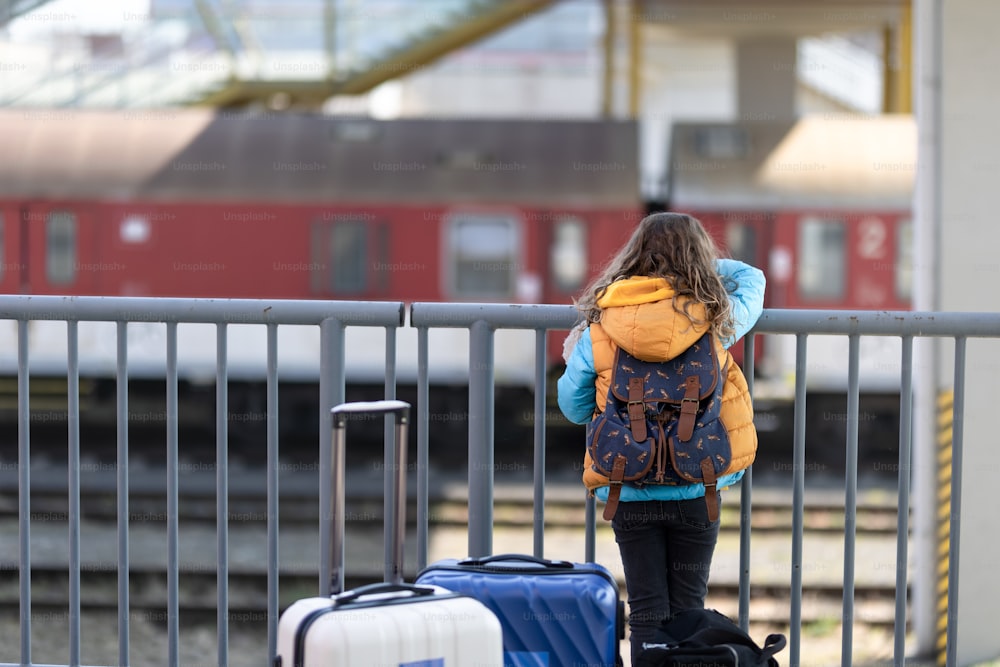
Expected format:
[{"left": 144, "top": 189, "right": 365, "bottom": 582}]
[{"left": 557, "top": 212, "right": 765, "bottom": 662}]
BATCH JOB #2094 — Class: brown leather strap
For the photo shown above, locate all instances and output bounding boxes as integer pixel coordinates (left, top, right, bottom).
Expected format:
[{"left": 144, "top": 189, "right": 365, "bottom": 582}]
[
  {"left": 603, "top": 455, "right": 627, "bottom": 521},
  {"left": 677, "top": 376, "right": 700, "bottom": 442},
  {"left": 700, "top": 457, "right": 719, "bottom": 522},
  {"left": 627, "top": 377, "right": 647, "bottom": 443}
]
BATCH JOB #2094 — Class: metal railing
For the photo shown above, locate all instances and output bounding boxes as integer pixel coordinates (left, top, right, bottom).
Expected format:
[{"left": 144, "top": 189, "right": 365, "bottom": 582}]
[
  {"left": 0, "top": 295, "right": 405, "bottom": 667},
  {"left": 2, "top": 296, "right": 996, "bottom": 667},
  {"left": 408, "top": 304, "right": 995, "bottom": 667}
]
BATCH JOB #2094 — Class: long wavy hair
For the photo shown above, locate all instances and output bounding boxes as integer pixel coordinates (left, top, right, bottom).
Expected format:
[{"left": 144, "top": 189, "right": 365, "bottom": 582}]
[{"left": 574, "top": 212, "right": 735, "bottom": 342}]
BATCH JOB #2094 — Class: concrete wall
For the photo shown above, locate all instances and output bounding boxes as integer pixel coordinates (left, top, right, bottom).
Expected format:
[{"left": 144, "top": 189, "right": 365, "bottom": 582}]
[
  {"left": 914, "top": 0, "right": 1000, "bottom": 664},
  {"left": 939, "top": 3, "right": 1000, "bottom": 663}
]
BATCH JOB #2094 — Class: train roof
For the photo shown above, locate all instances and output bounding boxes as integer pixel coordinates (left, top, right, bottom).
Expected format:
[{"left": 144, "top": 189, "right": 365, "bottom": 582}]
[
  {"left": 0, "top": 109, "right": 640, "bottom": 207},
  {"left": 668, "top": 115, "right": 916, "bottom": 211}
]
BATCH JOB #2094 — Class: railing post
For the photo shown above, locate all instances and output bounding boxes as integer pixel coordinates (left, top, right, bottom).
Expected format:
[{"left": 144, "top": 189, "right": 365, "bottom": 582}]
[
  {"left": 67, "top": 321, "right": 81, "bottom": 667},
  {"left": 116, "top": 321, "right": 131, "bottom": 667},
  {"left": 532, "top": 329, "right": 547, "bottom": 558},
  {"left": 17, "top": 320, "right": 30, "bottom": 667},
  {"left": 382, "top": 325, "right": 398, "bottom": 584},
  {"left": 319, "top": 317, "right": 346, "bottom": 597},
  {"left": 216, "top": 323, "right": 229, "bottom": 667},
  {"left": 946, "top": 337, "right": 967, "bottom": 667},
  {"left": 739, "top": 332, "right": 756, "bottom": 631},
  {"left": 468, "top": 319, "right": 495, "bottom": 558},
  {"left": 790, "top": 333, "right": 808, "bottom": 667},
  {"left": 266, "top": 323, "right": 280, "bottom": 664},
  {"left": 842, "top": 335, "right": 861, "bottom": 667},
  {"left": 166, "top": 322, "right": 179, "bottom": 667},
  {"left": 417, "top": 325, "right": 430, "bottom": 570},
  {"left": 895, "top": 335, "right": 914, "bottom": 667}
]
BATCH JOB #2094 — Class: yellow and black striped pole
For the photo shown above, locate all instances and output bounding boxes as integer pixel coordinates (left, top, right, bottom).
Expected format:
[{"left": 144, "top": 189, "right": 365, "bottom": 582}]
[{"left": 936, "top": 389, "right": 954, "bottom": 667}]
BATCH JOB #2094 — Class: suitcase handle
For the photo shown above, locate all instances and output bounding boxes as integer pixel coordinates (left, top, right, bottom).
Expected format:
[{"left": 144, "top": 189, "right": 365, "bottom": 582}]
[
  {"left": 334, "top": 583, "right": 436, "bottom": 606},
  {"left": 329, "top": 400, "right": 411, "bottom": 596},
  {"left": 458, "top": 553, "right": 575, "bottom": 569},
  {"left": 331, "top": 399, "right": 410, "bottom": 424}
]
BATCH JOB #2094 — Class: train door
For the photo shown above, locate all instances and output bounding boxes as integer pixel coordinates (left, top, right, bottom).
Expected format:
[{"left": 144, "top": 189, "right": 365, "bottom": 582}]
[
  {"left": 20, "top": 203, "right": 98, "bottom": 295},
  {"left": 846, "top": 215, "right": 910, "bottom": 310},
  {"left": 442, "top": 211, "right": 525, "bottom": 302},
  {"left": 780, "top": 213, "right": 894, "bottom": 310},
  {"left": 716, "top": 213, "right": 771, "bottom": 367},
  {"left": 309, "top": 215, "right": 390, "bottom": 299},
  {"left": 720, "top": 214, "right": 771, "bottom": 275},
  {"left": 0, "top": 205, "right": 22, "bottom": 294}
]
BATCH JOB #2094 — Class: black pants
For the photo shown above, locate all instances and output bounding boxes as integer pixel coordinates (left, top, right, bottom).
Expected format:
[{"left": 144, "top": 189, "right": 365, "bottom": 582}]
[{"left": 611, "top": 495, "right": 721, "bottom": 663}]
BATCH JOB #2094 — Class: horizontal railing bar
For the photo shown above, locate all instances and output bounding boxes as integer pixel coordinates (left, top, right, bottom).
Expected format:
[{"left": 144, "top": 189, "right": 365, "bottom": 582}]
[
  {"left": 407, "top": 304, "right": 1000, "bottom": 338},
  {"left": 410, "top": 302, "right": 579, "bottom": 329},
  {"left": 0, "top": 295, "right": 404, "bottom": 326},
  {"left": 9, "top": 300, "right": 996, "bottom": 337},
  {"left": 753, "top": 309, "right": 1000, "bottom": 337}
]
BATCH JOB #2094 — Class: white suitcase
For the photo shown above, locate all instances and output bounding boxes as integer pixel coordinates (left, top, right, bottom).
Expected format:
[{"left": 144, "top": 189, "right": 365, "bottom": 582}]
[{"left": 274, "top": 400, "right": 503, "bottom": 667}]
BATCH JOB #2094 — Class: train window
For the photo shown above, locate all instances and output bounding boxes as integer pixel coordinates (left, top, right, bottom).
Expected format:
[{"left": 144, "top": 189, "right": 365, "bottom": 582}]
[
  {"left": 550, "top": 217, "right": 587, "bottom": 292},
  {"left": 896, "top": 219, "right": 913, "bottom": 302},
  {"left": 330, "top": 221, "right": 367, "bottom": 293},
  {"left": 448, "top": 214, "right": 519, "bottom": 298},
  {"left": 797, "top": 217, "right": 845, "bottom": 300},
  {"left": 694, "top": 127, "right": 749, "bottom": 160},
  {"left": 725, "top": 222, "right": 757, "bottom": 265},
  {"left": 46, "top": 211, "right": 77, "bottom": 285}
]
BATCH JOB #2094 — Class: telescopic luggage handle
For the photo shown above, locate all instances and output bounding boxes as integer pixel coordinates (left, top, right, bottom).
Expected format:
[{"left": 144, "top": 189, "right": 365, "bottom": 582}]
[{"left": 330, "top": 400, "right": 411, "bottom": 596}]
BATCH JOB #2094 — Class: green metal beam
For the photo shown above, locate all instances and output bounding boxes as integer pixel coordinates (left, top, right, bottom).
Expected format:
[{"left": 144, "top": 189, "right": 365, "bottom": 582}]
[
  {"left": 326, "top": 0, "right": 557, "bottom": 96},
  {"left": 190, "top": 0, "right": 556, "bottom": 108},
  {"left": 194, "top": 79, "right": 339, "bottom": 108}
]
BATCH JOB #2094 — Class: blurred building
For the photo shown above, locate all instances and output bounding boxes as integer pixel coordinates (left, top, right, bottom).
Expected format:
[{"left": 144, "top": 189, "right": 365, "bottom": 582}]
[{"left": 1, "top": 0, "right": 900, "bottom": 200}]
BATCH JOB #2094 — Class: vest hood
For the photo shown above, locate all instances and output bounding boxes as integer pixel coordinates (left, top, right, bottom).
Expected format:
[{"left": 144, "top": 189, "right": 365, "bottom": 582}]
[{"left": 596, "top": 276, "right": 709, "bottom": 362}]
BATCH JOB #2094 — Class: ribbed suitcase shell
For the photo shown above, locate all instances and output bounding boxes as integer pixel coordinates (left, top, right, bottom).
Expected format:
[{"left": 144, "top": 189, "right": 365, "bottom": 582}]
[
  {"left": 273, "top": 400, "right": 504, "bottom": 667},
  {"left": 416, "top": 554, "right": 624, "bottom": 667},
  {"left": 276, "top": 583, "right": 503, "bottom": 666}
]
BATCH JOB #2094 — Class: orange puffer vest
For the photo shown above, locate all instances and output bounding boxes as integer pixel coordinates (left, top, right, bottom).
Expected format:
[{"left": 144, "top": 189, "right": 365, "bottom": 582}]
[{"left": 579, "top": 276, "right": 757, "bottom": 494}]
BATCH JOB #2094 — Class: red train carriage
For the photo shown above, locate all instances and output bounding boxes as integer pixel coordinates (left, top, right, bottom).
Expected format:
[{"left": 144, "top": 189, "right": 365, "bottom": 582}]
[
  {"left": 0, "top": 110, "right": 640, "bottom": 306},
  {"left": 0, "top": 109, "right": 917, "bottom": 480},
  {"left": 0, "top": 109, "right": 641, "bottom": 466}
]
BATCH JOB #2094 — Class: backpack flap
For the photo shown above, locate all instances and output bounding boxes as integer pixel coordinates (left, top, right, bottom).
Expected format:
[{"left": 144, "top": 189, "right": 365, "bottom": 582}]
[
  {"left": 586, "top": 412, "right": 657, "bottom": 482},
  {"left": 608, "top": 334, "right": 732, "bottom": 486},
  {"left": 608, "top": 336, "right": 719, "bottom": 407}
]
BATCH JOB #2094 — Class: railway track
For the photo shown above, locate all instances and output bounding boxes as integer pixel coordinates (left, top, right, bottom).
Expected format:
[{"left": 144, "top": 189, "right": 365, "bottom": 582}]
[
  {"left": 4, "top": 568, "right": 905, "bottom": 630},
  {"left": 0, "top": 460, "right": 908, "bottom": 532},
  {"left": 0, "top": 464, "right": 911, "bottom": 629},
  {"left": 0, "top": 479, "right": 907, "bottom": 537}
]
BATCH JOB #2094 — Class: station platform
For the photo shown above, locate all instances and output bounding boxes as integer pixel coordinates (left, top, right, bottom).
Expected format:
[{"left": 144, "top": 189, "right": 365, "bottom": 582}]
[{"left": 0, "top": 463, "right": 914, "bottom": 665}]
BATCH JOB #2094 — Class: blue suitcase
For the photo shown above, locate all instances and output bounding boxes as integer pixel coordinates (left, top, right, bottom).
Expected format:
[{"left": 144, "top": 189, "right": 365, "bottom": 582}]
[{"left": 416, "top": 553, "right": 624, "bottom": 667}]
